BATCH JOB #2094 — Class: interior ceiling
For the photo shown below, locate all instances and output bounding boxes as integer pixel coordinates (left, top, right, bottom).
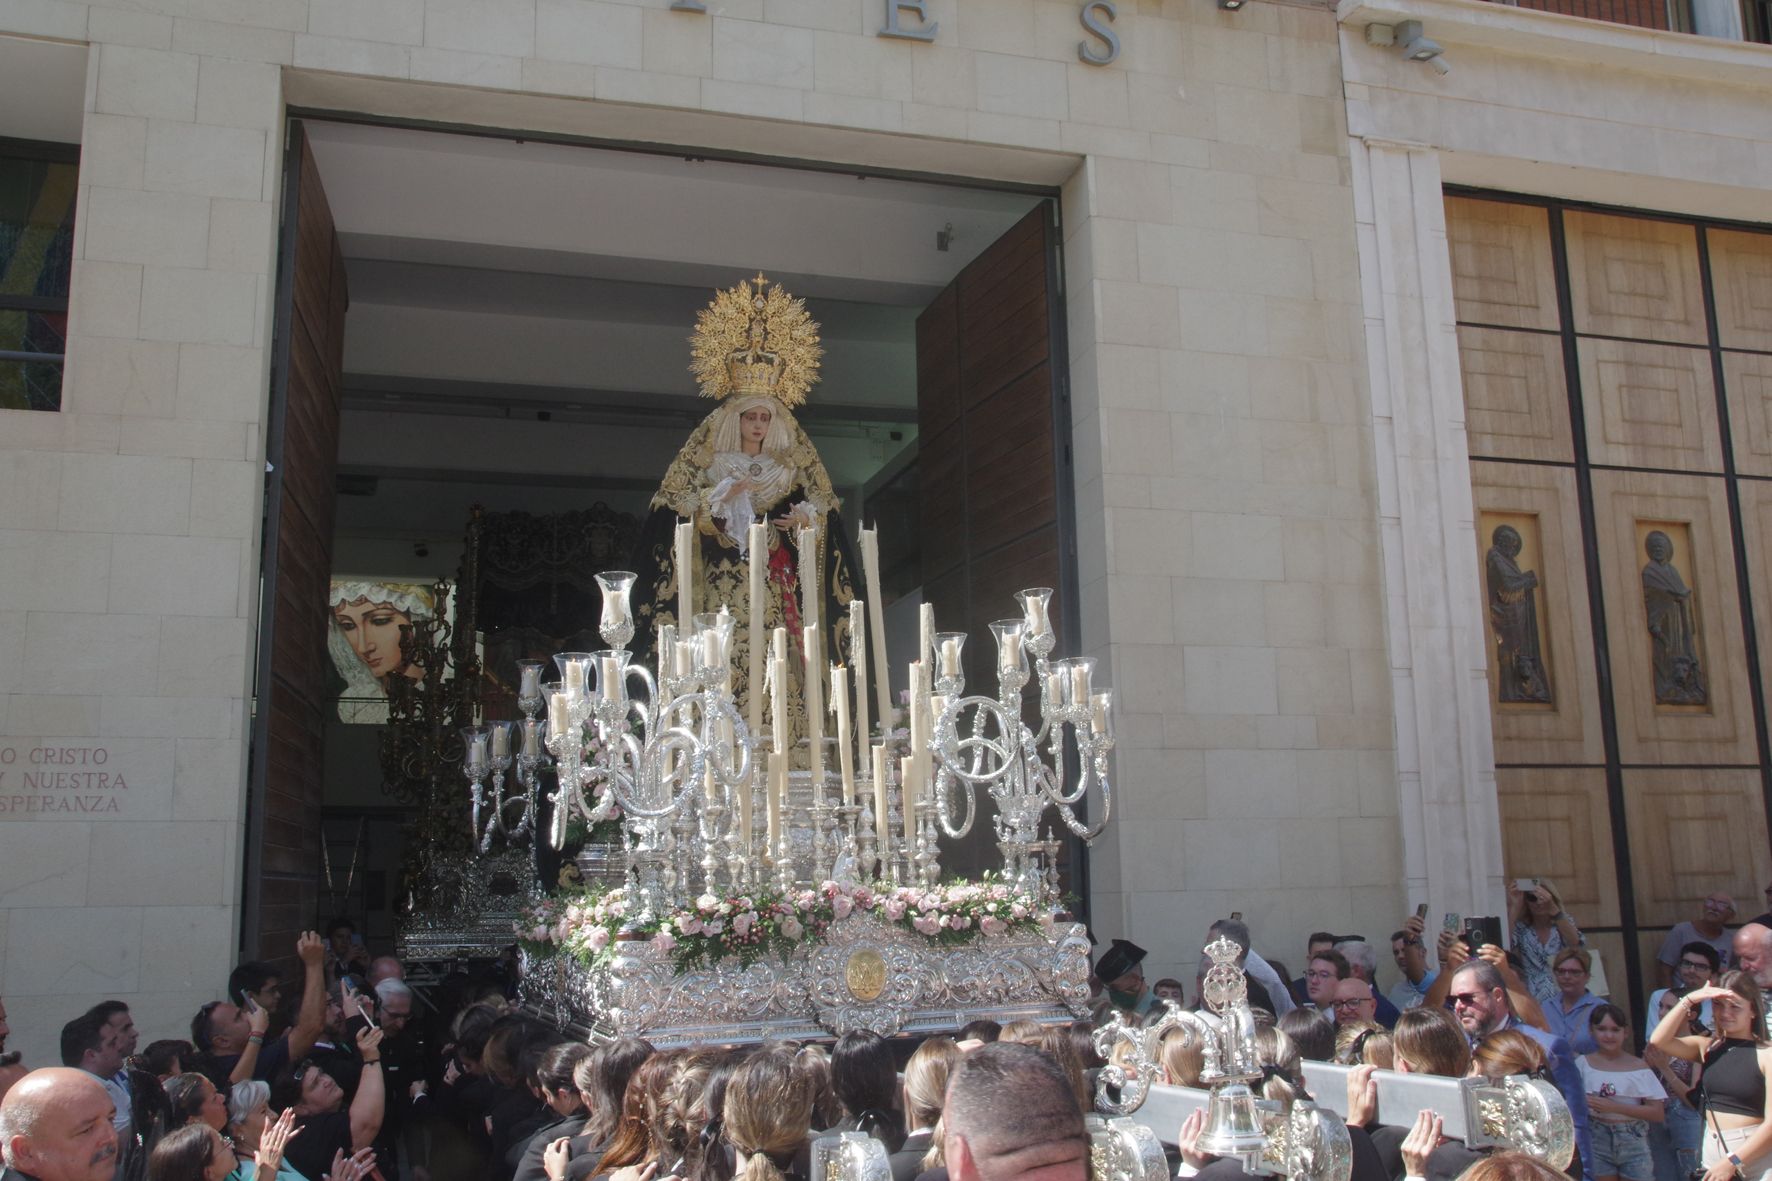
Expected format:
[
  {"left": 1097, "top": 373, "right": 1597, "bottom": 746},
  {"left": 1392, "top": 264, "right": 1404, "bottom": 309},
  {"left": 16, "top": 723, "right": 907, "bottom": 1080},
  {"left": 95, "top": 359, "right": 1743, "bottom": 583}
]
[
  {"left": 305, "top": 120, "right": 1043, "bottom": 412},
  {"left": 0, "top": 38, "right": 86, "bottom": 145},
  {"left": 303, "top": 119, "right": 1042, "bottom": 551}
]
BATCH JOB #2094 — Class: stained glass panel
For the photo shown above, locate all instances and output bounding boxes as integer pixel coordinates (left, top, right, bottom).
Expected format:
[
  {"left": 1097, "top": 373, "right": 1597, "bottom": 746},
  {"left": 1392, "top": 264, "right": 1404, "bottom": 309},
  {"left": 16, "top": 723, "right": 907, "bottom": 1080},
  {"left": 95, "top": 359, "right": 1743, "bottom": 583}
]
[{"left": 0, "top": 145, "right": 77, "bottom": 412}]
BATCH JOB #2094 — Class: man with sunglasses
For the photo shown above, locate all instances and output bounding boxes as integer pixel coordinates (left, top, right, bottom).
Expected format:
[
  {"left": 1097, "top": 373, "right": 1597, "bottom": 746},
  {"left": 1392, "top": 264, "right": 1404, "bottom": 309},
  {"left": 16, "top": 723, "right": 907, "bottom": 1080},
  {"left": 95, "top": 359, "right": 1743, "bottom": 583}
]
[
  {"left": 1448, "top": 959, "right": 1592, "bottom": 1179},
  {"left": 192, "top": 931, "right": 327, "bottom": 1090}
]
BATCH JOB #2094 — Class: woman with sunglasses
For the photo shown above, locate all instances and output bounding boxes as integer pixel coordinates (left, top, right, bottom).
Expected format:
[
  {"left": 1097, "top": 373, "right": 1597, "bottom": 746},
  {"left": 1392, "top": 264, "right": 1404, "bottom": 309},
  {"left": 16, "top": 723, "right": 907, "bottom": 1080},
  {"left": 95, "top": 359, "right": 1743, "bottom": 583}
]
[{"left": 1649, "top": 970, "right": 1772, "bottom": 1181}]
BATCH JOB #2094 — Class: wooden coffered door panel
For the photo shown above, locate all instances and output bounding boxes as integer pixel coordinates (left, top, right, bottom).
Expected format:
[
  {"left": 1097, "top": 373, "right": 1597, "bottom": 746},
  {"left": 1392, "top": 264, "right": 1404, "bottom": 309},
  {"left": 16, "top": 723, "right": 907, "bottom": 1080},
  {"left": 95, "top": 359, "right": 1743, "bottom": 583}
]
[{"left": 244, "top": 123, "right": 349, "bottom": 964}]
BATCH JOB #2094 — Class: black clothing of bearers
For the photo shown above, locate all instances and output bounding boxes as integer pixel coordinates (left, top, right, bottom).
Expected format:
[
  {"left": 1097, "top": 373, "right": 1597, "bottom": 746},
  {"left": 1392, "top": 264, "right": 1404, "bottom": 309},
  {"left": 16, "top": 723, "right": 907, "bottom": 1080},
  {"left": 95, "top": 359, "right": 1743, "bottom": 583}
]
[
  {"left": 284, "top": 1112, "right": 356, "bottom": 1181},
  {"left": 513, "top": 1114, "right": 587, "bottom": 1181},
  {"left": 561, "top": 1131, "right": 607, "bottom": 1181},
  {"left": 488, "top": 1085, "right": 546, "bottom": 1181},
  {"left": 890, "top": 1131, "right": 934, "bottom": 1181}
]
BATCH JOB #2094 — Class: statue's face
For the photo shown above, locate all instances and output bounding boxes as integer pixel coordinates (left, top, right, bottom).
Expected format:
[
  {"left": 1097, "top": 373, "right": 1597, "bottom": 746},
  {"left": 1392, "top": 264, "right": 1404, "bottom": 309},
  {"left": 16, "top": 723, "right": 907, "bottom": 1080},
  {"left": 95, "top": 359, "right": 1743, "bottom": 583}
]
[
  {"left": 740, "top": 406, "right": 772, "bottom": 448},
  {"left": 1493, "top": 526, "right": 1521, "bottom": 557},
  {"left": 1646, "top": 532, "right": 1673, "bottom": 562}
]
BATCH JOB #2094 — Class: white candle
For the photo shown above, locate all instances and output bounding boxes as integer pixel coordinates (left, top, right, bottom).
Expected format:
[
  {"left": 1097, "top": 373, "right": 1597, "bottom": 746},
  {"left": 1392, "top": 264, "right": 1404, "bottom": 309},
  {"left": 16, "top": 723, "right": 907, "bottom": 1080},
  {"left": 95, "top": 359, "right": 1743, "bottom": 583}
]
[
  {"left": 796, "top": 524, "right": 819, "bottom": 633},
  {"left": 563, "top": 659, "right": 587, "bottom": 697},
  {"left": 908, "top": 659, "right": 928, "bottom": 800},
  {"left": 872, "top": 742, "right": 889, "bottom": 855},
  {"left": 748, "top": 522, "right": 767, "bottom": 738},
  {"left": 901, "top": 756, "right": 917, "bottom": 848},
  {"left": 740, "top": 760, "right": 754, "bottom": 851},
  {"left": 518, "top": 662, "right": 542, "bottom": 699},
  {"left": 804, "top": 625, "right": 824, "bottom": 790},
  {"left": 469, "top": 732, "right": 489, "bottom": 764},
  {"left": 770, "top": 656, "right": 787, "bottom": 755},
  {"left": 704, "top": 762, "right": 718, "bottom": 804},
  {"left": 657, "top": 624, "right": 675, "bottom": 682},
  {"left": 674, "top": 520, "right": 693, "bottom": 625},
  {"left": 919, "top": 602, "right": 935, "bottom": 666},
  {"left": 936, "top": 632, "right": 965, "bottom": 680},
  {"left": 850, "top": 599, "right": 869, "bottom": 775},
  {"left": 832, "top": 665, "right": 854, "bottom": 806},
  {"left": 860, "top": 527, "right": 891, "bottom": 724},
  {"left": 600, "top": 654, "right": 627, "bottom": 705},
  {"left": 521, "top": 718, "right": 542, "bottom": 757},
  {"left": 767, "top": 752, "right": 786, "bottom": 847},
  {"left": 1091, "top": 690, "right": 1114, "bottom": 738},
  {"left": 548, "top": 693, "right": 570, "bottom": 740},
  {"left": 490, "top": 723, "right": 509, "bottom": 760}
]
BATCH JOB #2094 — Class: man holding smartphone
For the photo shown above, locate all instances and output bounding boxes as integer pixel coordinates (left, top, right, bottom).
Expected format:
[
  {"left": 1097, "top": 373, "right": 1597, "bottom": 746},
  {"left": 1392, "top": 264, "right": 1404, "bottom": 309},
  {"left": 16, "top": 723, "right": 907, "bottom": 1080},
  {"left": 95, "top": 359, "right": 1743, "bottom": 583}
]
[{"left": 1388, "top": 907, "right": 1438, "bottom": 1012}]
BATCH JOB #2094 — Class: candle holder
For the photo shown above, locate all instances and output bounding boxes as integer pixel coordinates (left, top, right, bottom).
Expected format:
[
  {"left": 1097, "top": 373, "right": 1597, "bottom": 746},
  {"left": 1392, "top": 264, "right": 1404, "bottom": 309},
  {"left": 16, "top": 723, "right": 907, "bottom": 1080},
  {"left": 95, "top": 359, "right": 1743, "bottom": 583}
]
[
  {"left": 922, "top": 588, "right": 1114, "bottom": 900},
  {"left": 596, "top": 571, "right": 637, "bottom": 650},
  {"left": 775, "top": 826, "right": 795, "bottom": 893},
  {"left": 854, "top": 801, "right": 875, "bottom": 872},
  {"left": 832, "top": 801, "right": 862, "bottom": 880}
]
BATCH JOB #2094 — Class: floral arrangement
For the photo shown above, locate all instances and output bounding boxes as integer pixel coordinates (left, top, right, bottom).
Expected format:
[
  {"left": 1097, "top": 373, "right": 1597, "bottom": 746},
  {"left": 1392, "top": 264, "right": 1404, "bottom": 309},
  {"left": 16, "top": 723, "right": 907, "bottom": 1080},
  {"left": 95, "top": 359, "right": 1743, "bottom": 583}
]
[{"left": 517, "top": 876, "right": 1053, "bottom": 974}]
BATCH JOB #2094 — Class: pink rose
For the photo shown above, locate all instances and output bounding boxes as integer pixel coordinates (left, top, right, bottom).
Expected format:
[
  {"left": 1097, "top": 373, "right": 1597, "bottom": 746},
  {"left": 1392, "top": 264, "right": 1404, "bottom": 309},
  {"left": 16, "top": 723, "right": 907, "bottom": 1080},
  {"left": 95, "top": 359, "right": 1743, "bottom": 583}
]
[
  {"left": 529, "top": 924, "right": 550, "bottom": 942},
  {"left": 703, "top": 918, "right": 724, "bottom": 936},
  {"left": 980, "top": 916, "right": 1005, "bottom": 935},
  {"left": 913, "top": 915, "right": 941, "bottom": 935},
  {"left": 832, "top": 896, "right": 854, "bottom": 920},
  {"left": 652, "top": 931, "right": 678, "bottom": 952},
  {"left": 678, "top": 916, "right": 703, "bottom": 936},
  {"left": 733, "top": 912, "right": 754, "bottom": 938},
  {"left": 1011, "top": 904, "right": 1028, "bottom": 920},
  {"left": 587, "top": 927, "right": 611, "bottom": 952},
  {"left": 883, "top": 899, "right": 907, "bottom": 921},
  {"left": 781, "top": 917, "right": 804, "bottom": 940}
]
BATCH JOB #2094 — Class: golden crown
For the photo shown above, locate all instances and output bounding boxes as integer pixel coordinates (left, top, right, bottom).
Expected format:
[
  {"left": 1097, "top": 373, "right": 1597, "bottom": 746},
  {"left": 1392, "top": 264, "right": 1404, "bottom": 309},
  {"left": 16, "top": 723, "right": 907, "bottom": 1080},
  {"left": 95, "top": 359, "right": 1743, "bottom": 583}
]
[{"left": 688, "top": 273, "right": 822, "bottom": 409}]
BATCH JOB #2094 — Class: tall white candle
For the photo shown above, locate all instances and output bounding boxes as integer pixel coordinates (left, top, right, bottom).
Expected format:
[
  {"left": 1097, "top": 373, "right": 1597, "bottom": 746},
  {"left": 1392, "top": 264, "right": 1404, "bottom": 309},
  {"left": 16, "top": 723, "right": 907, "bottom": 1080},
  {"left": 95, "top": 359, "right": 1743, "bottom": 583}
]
[
  {"left": 832, "top": 665, "right": 854, "bottom": 806},
  {"left": 871, "top": 742, "right": 889, "bottom": 859},
  {"left": 908, "top": 659, "right": 928, "bottom": 801},
  {"left": 548, "top": 692, "right": 570, "bottom": 740},
  {"left": 747, "top": 522, "right": 766, "bottom": 738},
  {"left": 771, "top": 656, "right": 788, "bottom": 755},
  {"left": 796, "top": 523, "right": 819, "bottom": 633},
  {"left": 674, "top": 520, "right": 693, "bottom": 625},
  {"left": 490, "top": 723, "right": 509, "bottom": 760},
  {"left": 767, "top": 752, "right": 785, "bottom": 848},
  {"left": 859, "top": 527, "right": 891, "bottom": 724},
  {"left": 803, "top": 625, "right": 824, "bottom": 790},
  {"left": 919, "top": 602, "right": 935, "bottom": 666},
  {"left": 850, "top": 599, "right": 869, "bottom": 772},
  {"left": 901, "top": 755, "right": 917, "bottom": 849}
]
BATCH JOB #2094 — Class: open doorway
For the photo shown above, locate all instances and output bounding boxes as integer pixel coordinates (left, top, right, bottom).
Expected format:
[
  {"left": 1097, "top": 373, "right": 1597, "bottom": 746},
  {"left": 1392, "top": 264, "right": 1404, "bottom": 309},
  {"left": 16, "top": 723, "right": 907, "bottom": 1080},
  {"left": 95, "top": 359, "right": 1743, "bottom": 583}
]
[{"left": 245, "top": 116, "right": 1071, "bottom": 959}]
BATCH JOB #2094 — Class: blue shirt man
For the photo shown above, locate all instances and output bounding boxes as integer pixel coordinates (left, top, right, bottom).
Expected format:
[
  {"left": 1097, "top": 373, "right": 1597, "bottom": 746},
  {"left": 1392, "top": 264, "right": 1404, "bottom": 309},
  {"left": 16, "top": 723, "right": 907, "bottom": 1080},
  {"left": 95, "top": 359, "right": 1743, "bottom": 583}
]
[{"left": 1449, "top": 960, "right": 1592, "bottom": 1181}]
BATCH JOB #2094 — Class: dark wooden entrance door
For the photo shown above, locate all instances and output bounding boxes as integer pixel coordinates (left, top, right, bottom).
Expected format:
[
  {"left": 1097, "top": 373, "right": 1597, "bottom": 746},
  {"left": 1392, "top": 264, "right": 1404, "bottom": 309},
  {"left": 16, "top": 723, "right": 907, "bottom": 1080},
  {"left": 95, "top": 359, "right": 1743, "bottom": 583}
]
[
  {"left": 914, "top": 202, "right": 1079, "bottom": 884},
  {"left": 243, "top": 122, "right": 349, "bottom": 963}
]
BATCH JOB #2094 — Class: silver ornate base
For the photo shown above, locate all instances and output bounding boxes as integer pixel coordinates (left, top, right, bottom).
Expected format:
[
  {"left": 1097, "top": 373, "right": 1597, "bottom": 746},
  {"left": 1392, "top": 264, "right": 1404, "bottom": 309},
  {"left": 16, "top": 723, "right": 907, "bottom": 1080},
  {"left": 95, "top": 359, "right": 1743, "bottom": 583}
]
[{"left": 520, "top": 913, "right": 1093, "bottom": 1046}]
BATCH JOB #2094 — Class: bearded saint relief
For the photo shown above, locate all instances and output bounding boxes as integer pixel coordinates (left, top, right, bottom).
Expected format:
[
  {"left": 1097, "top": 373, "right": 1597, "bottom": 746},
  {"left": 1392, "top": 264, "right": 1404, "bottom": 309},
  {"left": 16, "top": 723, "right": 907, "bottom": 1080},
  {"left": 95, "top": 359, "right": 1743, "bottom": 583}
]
[
  {"left": 1485, "top": 525, "right": 1552, "bottom": 704},
  {"left": 1642, "top": 529, "right": 1707, "bottom": 706}
]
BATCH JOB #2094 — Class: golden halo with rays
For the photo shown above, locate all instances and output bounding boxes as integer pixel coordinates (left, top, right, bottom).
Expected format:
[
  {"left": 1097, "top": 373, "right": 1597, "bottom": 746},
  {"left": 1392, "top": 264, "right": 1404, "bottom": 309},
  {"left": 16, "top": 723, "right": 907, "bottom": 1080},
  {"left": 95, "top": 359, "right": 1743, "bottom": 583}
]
[{"left": 688, "top": 273, "right": 823, "bottom": 409}]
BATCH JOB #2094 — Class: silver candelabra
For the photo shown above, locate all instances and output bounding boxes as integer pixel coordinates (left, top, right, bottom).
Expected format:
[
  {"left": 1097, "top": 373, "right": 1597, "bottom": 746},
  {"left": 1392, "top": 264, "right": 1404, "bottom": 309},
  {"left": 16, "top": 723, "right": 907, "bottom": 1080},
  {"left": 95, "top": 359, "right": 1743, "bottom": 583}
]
[{"left": 928, "top": 587, "right": 1115, "bottom": 897}]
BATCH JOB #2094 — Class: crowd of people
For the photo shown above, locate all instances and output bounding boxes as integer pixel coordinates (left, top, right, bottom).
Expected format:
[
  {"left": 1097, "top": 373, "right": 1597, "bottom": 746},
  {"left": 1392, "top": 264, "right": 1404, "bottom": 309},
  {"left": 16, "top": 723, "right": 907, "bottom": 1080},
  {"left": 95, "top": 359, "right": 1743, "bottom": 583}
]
[{"left": 2, "top": 886, "right": 1771, "bottom": 1181}]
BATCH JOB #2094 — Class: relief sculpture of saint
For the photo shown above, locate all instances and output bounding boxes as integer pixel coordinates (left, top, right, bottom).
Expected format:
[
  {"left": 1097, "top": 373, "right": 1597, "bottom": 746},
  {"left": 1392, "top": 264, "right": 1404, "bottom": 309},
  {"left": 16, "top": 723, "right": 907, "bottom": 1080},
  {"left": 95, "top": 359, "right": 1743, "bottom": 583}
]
[
  {"left": 1642, "top": 529, "right": 1706, "bottom": 706},
  {"left": 1485, "top": 524, "right": 1552, "bottom": 704}
]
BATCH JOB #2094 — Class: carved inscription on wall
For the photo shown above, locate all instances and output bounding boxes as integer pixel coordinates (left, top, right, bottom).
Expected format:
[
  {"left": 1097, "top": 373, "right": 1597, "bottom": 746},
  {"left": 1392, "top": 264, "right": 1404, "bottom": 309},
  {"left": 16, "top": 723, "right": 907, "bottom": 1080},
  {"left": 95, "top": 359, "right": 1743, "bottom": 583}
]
[
  {"left": 1480, "top": 512, "right": 1553, "bottom": 707},
  {"left": 0, "top": 743, "right": 134, "bottom": 815},
  {"left": 1639, "top": 523, "right": 1707, "bottom": 707}
]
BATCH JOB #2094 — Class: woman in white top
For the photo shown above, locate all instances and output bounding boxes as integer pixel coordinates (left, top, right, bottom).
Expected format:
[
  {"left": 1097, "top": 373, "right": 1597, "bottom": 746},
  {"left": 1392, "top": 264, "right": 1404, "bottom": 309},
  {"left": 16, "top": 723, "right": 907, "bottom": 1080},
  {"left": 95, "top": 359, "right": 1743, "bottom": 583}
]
[{"left": 1580, "top": 1003, "right": 1666, "bottom": 1181}]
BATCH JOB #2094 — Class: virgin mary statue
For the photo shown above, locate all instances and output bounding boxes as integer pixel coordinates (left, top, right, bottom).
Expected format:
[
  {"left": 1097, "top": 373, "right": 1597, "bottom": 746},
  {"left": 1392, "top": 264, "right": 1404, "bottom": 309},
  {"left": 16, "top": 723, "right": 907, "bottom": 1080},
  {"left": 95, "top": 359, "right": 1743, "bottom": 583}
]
[{"left": 629, "top": 275, "right": 861, "bottom": 751}]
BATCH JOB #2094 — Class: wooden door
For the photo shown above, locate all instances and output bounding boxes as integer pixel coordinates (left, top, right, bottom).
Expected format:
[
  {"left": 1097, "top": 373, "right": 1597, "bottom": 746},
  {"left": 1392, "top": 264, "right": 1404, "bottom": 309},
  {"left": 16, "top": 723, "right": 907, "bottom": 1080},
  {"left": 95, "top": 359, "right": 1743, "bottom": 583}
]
[
  {"left": 243, "top": 123, "right": 349, "bottom": 963},
  {"left": 916, "top": 203, "right": 1074, "bottom": 879}
]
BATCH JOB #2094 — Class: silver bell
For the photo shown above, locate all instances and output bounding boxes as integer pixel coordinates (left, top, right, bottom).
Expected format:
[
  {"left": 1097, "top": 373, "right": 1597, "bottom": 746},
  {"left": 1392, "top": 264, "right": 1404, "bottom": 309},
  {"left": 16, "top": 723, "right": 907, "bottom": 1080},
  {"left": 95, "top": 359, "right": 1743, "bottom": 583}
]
[{"left": 1198, "top": 1082, "right": 1268, "bottom": 1158}]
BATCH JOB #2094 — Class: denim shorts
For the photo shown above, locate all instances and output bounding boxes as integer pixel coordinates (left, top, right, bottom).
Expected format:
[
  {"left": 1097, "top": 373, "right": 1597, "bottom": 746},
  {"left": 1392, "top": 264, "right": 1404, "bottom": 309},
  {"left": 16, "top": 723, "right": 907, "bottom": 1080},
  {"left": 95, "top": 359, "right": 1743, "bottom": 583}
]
[{"left": 1591, "top": 1119, "right": 1654, "bottom": 1180}]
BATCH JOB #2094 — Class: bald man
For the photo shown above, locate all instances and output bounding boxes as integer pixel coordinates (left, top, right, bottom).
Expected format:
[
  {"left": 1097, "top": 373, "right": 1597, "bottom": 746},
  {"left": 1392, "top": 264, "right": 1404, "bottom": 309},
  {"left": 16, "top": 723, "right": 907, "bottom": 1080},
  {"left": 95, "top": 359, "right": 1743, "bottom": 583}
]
[
  {"left": 1735, "top": 922, "right": 1772, "bottom": 991},
  {"left": 366, "top": 957, "right": 404, "bottom": 988},
  {"left": 0, "top": 1068, "right": 119, "bottom": 1181}
]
